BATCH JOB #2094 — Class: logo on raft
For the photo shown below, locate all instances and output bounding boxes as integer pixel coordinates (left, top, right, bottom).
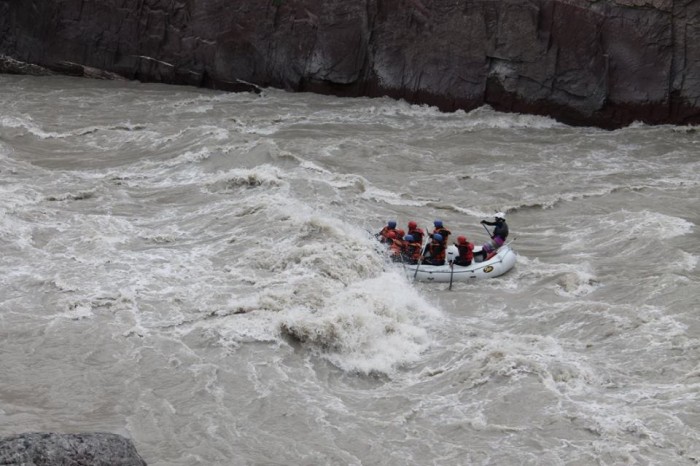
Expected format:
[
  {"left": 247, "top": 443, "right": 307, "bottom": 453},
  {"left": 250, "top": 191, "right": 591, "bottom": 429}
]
[{"left": 483, "top": 265, "right": 494, "bottom": 273}]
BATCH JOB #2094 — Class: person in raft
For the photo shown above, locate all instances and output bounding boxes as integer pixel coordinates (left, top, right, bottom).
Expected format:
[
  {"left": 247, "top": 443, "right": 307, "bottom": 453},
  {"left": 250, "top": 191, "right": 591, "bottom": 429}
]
[
  {"left": 429, "top": 219, "right": 451, "bottom": 246},
  {"left": 479, "top": 212, "right": 509, "bottom": 260},
  {"left": 376, "top": 220, "right": 397, "bottom": 243},
  {"left": 388, "top": 229, "right": 406, "bottom": 262},
  {"left": 406, "top": 221, "right": 424, "bottom": 245},
  {"left": 453, "top": 235, "right": 474, "bottom": 266},
  {"left": 423, "top": 233, "right": 446, "bottom": 266},
  {"left": 402, "top": 234, "right": 422, "bottom": 264}
]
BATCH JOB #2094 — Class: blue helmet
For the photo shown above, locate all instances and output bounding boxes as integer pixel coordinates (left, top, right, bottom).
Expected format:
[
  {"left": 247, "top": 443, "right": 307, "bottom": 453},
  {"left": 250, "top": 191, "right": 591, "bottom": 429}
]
[
  {"left": 388, "top": 220, "right": 397, "bottom": 228},
  {"left": 404, "top": 234, "right": 414, "bottom": 242},
  {"left": 433, "top": 233, "right": 443, "bottom": 242},
  {"left": 434, "top": 219, "right": 443, "bottom": 227}
]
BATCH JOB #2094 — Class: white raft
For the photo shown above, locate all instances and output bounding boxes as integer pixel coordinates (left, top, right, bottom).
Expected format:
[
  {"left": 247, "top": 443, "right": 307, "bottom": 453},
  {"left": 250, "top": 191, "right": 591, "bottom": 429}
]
[{"left": 403, "top": 244, "right": 516, "bottom": 282}]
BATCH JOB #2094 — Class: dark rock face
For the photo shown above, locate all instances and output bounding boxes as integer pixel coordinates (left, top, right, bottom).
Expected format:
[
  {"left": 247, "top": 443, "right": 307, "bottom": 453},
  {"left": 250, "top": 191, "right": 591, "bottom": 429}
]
[
  {"left": 0, "top": 432, "right": 147, "bottom": 466},
  {"left": 1, "top": 0, "right": 698, "bottom": 128}
]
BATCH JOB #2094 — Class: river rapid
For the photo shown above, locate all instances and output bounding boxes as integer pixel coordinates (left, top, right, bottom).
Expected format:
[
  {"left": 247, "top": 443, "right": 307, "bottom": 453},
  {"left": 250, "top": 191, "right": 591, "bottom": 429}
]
[{"left": 1, "top": 75, "right": 699, "bottom": 465}]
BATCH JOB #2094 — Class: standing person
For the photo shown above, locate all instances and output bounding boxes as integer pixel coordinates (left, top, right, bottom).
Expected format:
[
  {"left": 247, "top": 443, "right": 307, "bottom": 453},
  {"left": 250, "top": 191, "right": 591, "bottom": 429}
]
[
  {"left": 479, "top": 212, "right": 509, "bottom": 259},
  {"left": 402, "top": 234, "right": 422, "bottom": 264},
  {"left": 407, "top": 221, "right": 424, "bottom": 245},
  {"left": 423, "top": 233, "right": 446, "bottom": 266},
  {"left": 453, "top": 236, "right": 474, "bottom": 266},
  {"left": 377, "top": 220, "right": 397, "bottom": 243},
  {"left": 431, "top": 219, "right": 451, "bottom": 246}
]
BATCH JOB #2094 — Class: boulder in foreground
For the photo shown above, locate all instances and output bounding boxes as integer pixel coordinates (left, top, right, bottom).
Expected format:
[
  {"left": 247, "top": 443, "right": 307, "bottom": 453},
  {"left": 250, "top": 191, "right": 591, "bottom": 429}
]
[{"left": 0, "top": 432, "right": 147, "bottom": 466}]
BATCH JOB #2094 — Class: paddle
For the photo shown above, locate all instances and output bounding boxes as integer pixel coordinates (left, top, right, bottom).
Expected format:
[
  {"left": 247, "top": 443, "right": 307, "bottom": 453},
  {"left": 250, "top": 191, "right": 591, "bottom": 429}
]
[
  {"left": 393, "top": 238, "right": 408, "bottom": 273},
  {"left": 396, "top": 252, "right": 407, "bottom": 273},
  {"left": 412, "top": 228, "right": 430, "bottom": 280},
  {"left": 476, "top": 222, "right": 491, "bottom": 262},
  {"left": 413, "top": 243, "right": 427, "bottom": 280},
  {"left": 448, "top": 260, "right": 455, "bottom": 290}
]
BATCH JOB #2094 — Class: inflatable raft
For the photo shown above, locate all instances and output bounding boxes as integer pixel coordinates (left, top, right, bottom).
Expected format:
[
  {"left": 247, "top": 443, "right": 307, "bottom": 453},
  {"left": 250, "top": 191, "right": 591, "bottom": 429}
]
[{"left": 403, "top": 244, "right": 516, "bottom": 282}]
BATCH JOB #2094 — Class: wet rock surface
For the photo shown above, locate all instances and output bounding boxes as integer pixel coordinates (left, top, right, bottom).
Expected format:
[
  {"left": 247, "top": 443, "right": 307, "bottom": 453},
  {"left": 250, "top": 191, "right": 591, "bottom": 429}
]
[
  {"left": 1, "top": 0, "right": 698, "bottom": 127},
  {"left": 0, "top": 432, "right": 147, "bottom": 466}
]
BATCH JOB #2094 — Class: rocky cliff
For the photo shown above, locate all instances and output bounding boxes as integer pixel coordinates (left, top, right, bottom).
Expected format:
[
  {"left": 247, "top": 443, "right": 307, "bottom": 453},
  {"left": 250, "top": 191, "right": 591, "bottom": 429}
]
[{"left": 1, "top": 0, "right": 698, "bottom": 128}]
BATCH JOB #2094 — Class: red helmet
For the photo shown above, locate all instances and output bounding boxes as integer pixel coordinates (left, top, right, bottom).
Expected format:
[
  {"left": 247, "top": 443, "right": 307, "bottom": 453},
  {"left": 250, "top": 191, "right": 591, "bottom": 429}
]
[
  {"left": 396, "top": 229, "right": 405, "bottom": 238},
  {"left": 387, "top": 230, "right": 397, "bottom": 239},
  {"left": 457, "top": 235, "right": 467, "bottom": 244},
  {"left": 408, "top": 221, "right": 417, "bottom": 229}
]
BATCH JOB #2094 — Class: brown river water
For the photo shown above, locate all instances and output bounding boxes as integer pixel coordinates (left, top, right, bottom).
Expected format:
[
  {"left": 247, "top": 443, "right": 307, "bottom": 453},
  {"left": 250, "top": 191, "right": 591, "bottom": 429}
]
[{"left": 1, "top": 75, "right": 699, "bottom": 465}]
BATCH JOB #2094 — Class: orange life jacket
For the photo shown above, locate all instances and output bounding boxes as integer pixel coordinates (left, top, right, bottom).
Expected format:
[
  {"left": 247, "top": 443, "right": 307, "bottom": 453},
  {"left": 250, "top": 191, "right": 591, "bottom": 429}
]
[
  {"left": 432, "top": 226, "right": 451, "bottom": 244},
  {"left": 456, "top": 242, "right": 474, "bottom": 262},
  {"left": 426, "top": 241, "right": 446, "bottom": 262},
  {"left": 378, "top": 226, "right": 395, "bottom": 243},
  {"left": 408, "top": 227, "right": 424, "bottom": 244},
  {"left": 403, "top": 240, "right": 422, "bottom": 263},
  {"left": 389, "top": 237, "right": 404, "bottom": 256}
]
